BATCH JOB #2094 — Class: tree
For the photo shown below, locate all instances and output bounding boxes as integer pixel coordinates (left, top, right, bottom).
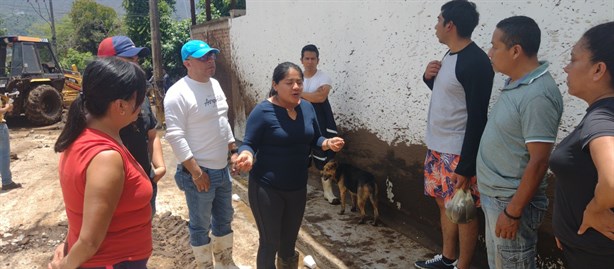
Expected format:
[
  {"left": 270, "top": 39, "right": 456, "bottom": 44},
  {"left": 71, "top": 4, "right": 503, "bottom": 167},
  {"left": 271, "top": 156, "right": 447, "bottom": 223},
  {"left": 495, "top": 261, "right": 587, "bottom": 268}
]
[
  {"left": 0, "top": 16, "right": 6, "bottom": 36},
  {"left": 205, "top": 0, "right": 246, "bottom": 17},
  {"left": 69, "top": 0, "right": 122, "bottom": 55},
  {"left": 59, "top": 48, "right": 93, "bottom": 73},
  {"left": 32, "top": 16, "right": 82, "bottom": 58},
  {"left": 123, "top": 0, "right": 190, "bottom": 79}
]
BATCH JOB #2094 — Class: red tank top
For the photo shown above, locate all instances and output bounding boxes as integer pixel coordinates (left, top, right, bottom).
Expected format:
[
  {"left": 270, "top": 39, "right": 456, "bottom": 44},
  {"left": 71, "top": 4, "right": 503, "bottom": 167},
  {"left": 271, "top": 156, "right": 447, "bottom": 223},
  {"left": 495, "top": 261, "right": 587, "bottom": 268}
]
[{"left": 59, "top": 128, "right": 152, "bottom": 267}]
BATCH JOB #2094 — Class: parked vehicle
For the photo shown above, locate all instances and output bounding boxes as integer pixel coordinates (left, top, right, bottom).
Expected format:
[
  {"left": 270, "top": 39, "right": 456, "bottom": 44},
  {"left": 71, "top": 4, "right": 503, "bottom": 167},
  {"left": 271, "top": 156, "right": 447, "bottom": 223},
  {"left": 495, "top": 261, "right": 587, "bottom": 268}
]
[{"left": 0, "top": 36, "right": 80, "bottom": 125}]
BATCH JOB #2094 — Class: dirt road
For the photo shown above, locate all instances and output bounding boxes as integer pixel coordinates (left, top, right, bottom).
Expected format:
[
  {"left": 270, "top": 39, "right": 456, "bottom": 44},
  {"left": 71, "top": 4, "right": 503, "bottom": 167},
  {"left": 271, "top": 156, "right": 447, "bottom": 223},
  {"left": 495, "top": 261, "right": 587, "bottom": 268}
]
[
  {"left": 0, "top": 119, "right": 436, "bottom": 269},
  {"left": 0, "top": 121, "right": 259, "bottom": 269}
]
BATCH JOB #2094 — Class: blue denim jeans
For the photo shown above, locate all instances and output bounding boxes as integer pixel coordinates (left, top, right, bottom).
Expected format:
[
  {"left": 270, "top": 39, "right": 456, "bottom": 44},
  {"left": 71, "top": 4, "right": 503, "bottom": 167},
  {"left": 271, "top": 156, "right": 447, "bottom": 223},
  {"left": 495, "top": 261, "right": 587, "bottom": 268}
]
[
  {"left": 481, "top": 194, "right": 548, "bottom": 269},
  {"left": 175, "top": 164, "right": 234, "bottom": 247},
  {"left": 0, "top": 123, "right": 12, "bottom": 186}
]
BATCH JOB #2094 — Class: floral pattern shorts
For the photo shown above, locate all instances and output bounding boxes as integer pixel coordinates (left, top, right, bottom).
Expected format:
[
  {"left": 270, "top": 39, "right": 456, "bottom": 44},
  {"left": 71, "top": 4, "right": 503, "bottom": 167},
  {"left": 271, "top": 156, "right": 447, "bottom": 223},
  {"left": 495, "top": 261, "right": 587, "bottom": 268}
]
[{"left": 423, "top": 149, "right": 480, "bottom": 206}]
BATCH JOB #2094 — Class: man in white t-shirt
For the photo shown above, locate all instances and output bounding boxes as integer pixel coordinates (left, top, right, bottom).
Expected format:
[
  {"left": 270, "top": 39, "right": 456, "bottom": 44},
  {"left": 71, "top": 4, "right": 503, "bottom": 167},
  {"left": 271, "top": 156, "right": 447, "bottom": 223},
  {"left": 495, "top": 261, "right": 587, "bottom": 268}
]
[
  {"left": 300, "top": 44, "right": 340, "bottom": 205},
  {"left": 165, "top": 40, "right": 246, "bottom": 269}
]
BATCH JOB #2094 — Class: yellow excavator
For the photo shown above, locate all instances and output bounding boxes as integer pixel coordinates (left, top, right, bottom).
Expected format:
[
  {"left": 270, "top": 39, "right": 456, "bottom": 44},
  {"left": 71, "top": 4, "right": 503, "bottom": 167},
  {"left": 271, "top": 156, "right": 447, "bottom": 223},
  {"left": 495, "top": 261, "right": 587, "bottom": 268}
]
[
  {"left": 0, "top": 35, "right": 82, "bottom": 125},
  {"left": 62, "top": 64, "right": 82, "bottom": 107}
]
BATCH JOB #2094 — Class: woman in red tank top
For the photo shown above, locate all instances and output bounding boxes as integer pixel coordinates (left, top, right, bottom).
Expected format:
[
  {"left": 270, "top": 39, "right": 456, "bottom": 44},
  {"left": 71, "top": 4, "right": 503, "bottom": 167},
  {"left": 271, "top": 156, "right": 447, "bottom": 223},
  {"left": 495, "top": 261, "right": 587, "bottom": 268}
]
[{"left": 49, "top": 57, "right": 152, "bottom": 269}]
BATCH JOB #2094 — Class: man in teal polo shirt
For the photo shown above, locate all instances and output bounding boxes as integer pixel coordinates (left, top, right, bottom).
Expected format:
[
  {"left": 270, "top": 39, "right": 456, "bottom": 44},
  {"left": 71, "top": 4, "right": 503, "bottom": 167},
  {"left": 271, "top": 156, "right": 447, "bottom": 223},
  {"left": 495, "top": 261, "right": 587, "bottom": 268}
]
[{"left": 477, "top": 16, "right": 563, "bottom": 269}]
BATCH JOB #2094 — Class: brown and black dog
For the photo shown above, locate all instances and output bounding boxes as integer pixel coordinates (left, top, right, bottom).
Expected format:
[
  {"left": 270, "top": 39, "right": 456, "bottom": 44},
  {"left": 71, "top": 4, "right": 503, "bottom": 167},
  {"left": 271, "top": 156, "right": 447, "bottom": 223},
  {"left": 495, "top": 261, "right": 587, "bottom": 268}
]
[{"left": 322, "top": 160, "right": 379, "bottom": 225}]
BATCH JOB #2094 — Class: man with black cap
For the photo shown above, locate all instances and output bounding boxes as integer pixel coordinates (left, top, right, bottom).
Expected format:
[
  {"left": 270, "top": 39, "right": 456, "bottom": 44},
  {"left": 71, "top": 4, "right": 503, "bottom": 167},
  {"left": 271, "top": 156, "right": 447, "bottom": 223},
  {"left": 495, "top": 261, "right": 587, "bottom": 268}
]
[
  {"left": 97, "top": 36, "right": 166, "bottom": 217},
  {"left": 164, "top": 40, "right": 245, "bottom": 269}
]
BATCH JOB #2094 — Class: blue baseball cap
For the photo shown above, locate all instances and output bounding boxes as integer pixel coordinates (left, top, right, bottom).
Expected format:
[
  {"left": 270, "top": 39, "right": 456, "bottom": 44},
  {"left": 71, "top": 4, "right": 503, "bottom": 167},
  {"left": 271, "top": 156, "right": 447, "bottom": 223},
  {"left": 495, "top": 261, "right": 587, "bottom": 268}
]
[
  {"left": 98, "top": 36, "right": 150, "bottom": 58},
  {"left": 181, "top": 40, "right": 220, "bottom": 61}
]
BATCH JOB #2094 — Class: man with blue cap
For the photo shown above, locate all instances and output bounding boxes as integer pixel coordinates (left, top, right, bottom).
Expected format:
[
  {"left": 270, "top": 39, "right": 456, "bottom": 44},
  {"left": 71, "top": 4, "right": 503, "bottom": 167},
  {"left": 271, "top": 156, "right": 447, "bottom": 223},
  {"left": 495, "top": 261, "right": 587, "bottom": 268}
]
[
  {"left": 164, "top": 40, "right": 246, "bottom": 269},
  {"left": 97, "top": 36, "right": 166, "bottom": 218}
]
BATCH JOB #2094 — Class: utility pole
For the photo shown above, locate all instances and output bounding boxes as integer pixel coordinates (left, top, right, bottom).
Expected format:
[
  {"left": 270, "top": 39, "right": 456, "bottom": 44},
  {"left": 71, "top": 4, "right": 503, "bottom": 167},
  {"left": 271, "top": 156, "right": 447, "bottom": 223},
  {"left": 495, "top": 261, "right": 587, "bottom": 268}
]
[
  {"left": 149, "top": 0, "right": 165, "bottom": 122},
  {"left": 149, "top": 0, "right": 163, "bottom": 89},
  {"left": 190, "top": 0, "right": 196, "bottom": 25},
  {"left": 49, "top": 0, "right": 57, "bottom": 53},
  {"left": 205, "top": 0, "right": 212, "bottom": 21}
]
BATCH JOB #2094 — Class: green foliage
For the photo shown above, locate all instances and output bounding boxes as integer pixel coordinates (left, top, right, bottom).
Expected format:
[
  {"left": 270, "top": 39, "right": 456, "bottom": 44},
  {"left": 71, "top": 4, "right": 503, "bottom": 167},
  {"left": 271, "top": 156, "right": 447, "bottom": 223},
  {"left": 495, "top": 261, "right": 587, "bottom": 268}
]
[
  {"left": 55, "top": 17, "right": 79, "bottom": 59},
  {"left": 59, "top": 48, "right": 93, "bottom": 72},
  {"left": 2, "top": 14, "right": 38, "bottom": 36},
  {"left": 162, "top": 18, "right": 192, "bottom": 79},
  {"left": 30, "top": 1, "right": 119, "bottom": 74},
  {"left": 197, "top": 0, "right": 222, "bottom": 20},
  {"left": 196, "top": 0, "right": 245, "bottom": 18},
  {"left": 69, "top": 0, "right": 122, "bottom": 55},
  {"left": 28, "top": 17, "right": 70, "bottom": 48},
  {"left": 212, "top": 0, "right": 246, "bottom": 17},
  {"left": 123, "top": 0, "right": 190, "bottom": 80},
  {"left": 0, "top": 16, "right": 6, "bottom": 36}
]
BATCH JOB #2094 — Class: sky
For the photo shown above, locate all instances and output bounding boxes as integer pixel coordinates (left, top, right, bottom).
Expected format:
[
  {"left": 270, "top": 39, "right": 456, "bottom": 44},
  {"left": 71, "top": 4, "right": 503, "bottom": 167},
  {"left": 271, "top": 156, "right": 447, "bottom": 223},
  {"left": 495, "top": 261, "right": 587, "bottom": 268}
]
[{"left": 0, "top": 0, "right": 192, "bottom": 21}]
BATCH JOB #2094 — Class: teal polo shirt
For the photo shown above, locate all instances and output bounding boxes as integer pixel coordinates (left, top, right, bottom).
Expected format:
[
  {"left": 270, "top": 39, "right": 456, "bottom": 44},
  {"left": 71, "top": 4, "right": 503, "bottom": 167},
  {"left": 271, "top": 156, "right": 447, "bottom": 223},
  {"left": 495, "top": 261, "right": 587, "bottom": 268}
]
[{"left": 476, "top": 62, "right": 563, "bottom": 198}]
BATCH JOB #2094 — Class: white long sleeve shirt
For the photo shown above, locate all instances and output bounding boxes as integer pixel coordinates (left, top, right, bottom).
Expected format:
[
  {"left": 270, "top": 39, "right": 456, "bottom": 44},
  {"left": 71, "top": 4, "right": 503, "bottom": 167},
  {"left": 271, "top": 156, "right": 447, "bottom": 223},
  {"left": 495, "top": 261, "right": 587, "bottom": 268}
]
[{"left": 164, "top": 76, "right": 235, "bottom": 169}]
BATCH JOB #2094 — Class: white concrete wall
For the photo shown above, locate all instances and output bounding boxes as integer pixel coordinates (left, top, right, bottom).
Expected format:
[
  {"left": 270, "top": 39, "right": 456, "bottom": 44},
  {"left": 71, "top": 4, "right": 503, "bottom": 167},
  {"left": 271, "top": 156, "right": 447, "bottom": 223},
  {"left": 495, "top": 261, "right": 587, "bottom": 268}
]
[{"left": 229, "top": 0, "right": 614, "bottom": 144}]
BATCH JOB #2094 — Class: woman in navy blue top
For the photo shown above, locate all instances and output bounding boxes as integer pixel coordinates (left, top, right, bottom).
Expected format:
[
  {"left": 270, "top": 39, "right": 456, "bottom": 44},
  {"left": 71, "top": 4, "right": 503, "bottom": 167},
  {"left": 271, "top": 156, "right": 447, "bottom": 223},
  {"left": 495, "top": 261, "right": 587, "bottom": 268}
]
[{"left": 235, "top": 62, "right": 344, "bottom": 268}]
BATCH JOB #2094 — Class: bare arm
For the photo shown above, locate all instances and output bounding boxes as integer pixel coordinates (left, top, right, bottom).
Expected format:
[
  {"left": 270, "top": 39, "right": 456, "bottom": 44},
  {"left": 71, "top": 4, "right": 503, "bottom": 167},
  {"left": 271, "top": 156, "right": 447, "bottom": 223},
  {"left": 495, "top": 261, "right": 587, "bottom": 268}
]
[
  {"left": 578, "top": 136, "right": 614, "bottom": 240},
  {"left": 52, "top": 150, "right": 125, "bottom": 268},
  {"left": 496, "top": 142, "right": 553, "bottom": 239},
  {"left": 148, "top": 129, "right": 166, "bottom": 183},
  {"left": 301, "top": 84, "right": 331, "bottom": 103},
  {"left": 0, "top": 103, "right": 13, "bottom": 113}
]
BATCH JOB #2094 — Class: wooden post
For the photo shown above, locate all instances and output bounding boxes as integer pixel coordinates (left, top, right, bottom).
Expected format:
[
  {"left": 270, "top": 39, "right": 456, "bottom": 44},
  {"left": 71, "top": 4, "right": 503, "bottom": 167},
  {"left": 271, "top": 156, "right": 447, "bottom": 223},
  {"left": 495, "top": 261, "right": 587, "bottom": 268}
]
[{"left": 149, "top": 0, "right": 165, "bottom": 124}]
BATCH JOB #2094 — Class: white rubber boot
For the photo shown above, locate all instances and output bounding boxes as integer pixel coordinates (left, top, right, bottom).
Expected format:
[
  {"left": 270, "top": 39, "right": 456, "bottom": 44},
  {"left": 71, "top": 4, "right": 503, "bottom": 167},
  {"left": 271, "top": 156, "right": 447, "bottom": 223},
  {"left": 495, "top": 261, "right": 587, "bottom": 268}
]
[
  {"left": 322, "top": 177, "right": 340, "bottom": 204},
  {"left": 192, "top": 243, "right": 214, "bottom": 269},
  {"left": 211, "top": 233, "right": 252, "bottom": 269}
]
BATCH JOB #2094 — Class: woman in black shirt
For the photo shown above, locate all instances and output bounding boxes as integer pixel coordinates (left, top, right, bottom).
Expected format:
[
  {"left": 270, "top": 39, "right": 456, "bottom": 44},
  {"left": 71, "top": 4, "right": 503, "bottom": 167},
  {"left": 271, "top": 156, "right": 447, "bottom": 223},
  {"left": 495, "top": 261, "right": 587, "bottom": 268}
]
[{"left": 549, "top": 21, "right": 614, "bottom": 269}]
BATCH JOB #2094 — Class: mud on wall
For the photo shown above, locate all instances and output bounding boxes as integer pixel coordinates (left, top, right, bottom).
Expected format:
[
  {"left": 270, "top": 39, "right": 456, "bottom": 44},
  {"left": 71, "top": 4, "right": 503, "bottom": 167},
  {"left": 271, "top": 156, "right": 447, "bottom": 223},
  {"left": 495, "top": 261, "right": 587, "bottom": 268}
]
[{"left": 224, "top": 0, "right": 614, "bottom": 267}]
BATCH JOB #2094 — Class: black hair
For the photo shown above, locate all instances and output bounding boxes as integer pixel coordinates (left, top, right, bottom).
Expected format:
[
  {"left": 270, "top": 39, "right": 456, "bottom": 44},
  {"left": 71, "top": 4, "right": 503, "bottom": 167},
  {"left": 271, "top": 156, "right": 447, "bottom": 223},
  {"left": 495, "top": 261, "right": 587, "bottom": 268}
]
[
  {"left": 54, "top": 57, "right": 147, "bottom": 152},
  {"left": 301, "top": 44, "right": 319, "bottom": 59},
  {"left": 581, "top": 21, "right": 614, "bottom": 88},
  {"left": 441, "top": 0, "right": 479, "bottom": 38},
  {"left": 268, "top": 62, "right": 304, "bottom": 97},
  {"left": 496, "top": 16, "right": 541, "bottom": 57}
]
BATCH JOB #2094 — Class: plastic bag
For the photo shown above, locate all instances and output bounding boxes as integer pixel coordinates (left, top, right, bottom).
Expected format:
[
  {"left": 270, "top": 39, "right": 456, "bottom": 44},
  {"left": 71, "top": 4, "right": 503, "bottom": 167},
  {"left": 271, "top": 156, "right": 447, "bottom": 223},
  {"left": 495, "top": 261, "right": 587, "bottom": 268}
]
[{"left": 445, "top": 189, "right": 476, "bottom": 224}]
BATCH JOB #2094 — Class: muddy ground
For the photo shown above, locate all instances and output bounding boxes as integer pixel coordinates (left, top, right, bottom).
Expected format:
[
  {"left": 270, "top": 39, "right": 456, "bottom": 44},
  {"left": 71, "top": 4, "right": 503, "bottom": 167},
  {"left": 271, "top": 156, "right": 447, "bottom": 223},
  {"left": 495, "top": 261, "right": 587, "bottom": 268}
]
[
  {"left": 0, "top": 118, "right": 261, "bottom": 269},
  {"left": 0, "top": 117, "right": 439, "bottom": 269}
]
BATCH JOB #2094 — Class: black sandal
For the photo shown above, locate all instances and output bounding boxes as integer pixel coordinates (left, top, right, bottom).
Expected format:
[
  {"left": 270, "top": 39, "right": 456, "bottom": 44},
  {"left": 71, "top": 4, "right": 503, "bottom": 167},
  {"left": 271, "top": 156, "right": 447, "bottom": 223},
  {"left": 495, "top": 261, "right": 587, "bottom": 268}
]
[{"left": 2, "top": 182, "right": 22, "bottom": 190}]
